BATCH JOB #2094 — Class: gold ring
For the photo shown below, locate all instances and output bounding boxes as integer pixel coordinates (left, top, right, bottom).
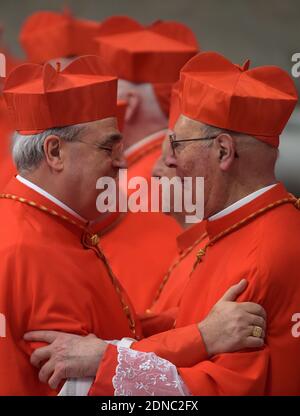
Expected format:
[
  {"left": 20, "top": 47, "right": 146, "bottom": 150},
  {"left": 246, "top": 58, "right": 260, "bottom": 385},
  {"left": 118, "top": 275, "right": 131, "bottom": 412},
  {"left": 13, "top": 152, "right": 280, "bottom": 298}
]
[{"left": 252, "top": 326, "right": 263, "bottom": 338}]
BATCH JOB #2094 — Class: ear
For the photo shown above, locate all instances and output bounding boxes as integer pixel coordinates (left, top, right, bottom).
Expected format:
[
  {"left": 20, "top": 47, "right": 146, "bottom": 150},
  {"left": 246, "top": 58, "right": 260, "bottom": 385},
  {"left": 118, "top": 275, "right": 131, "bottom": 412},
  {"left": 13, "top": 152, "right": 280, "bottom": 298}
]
[
  {"left": 123, "top": 90, "right": 141, "bottom": 122},
  {"left": 43, "top": 135, "right": 65, "bottom": 172},
  {"left": 215, "top": 133, "right": 237, "bottom": 171}
]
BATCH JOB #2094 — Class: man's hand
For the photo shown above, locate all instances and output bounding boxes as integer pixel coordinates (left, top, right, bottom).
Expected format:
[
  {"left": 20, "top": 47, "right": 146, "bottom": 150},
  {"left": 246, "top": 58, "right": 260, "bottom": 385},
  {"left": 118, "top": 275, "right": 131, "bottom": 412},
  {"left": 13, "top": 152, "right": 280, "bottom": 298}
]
[
  {"left": 23, "top": 331, "right": 107, "bottom": 389},
  {"left": 198, "top": 279, "right": 266, "bottom": 357}
]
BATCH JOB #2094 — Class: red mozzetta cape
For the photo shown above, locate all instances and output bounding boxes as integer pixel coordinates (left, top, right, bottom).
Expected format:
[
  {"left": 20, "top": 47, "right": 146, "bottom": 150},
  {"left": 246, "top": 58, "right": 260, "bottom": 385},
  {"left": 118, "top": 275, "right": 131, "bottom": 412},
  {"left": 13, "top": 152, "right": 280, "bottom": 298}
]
[
  {"left": 89, "top": 184, "right": 300, "bottom": 396},
  {"left": 0, "top": 177, "right": 142, "bottom": 395},
  {"left": 100, "top": 132, "right": 182, "bottom": 314}
]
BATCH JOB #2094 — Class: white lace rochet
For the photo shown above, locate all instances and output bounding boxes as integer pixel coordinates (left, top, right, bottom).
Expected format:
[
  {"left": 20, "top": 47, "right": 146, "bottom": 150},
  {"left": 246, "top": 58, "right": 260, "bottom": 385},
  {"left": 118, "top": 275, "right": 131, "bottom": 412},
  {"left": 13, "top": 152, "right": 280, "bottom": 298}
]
[{"left": 113, "top": 346, "right": 190, "bottom": 396}]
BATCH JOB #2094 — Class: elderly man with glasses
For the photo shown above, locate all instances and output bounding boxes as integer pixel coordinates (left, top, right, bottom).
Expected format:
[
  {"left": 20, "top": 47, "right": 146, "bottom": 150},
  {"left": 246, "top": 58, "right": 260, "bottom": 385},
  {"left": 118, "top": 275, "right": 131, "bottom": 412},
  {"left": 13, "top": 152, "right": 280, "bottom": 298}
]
[{"left": 0, "top": 56, "right": 137, "bottom": 395}]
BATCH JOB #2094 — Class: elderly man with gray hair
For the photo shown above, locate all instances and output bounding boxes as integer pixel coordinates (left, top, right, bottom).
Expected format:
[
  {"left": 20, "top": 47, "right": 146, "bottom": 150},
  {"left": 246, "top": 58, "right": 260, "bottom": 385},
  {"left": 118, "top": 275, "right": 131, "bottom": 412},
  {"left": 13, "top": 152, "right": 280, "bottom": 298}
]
[{"left": 0, "top": 55, "right": 135, "bottom": 395}]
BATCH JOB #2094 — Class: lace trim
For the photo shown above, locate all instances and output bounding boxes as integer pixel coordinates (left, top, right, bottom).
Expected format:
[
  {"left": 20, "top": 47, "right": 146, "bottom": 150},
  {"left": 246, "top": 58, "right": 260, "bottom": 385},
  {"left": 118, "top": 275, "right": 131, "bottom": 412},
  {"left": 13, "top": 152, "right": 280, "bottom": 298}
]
[{"left": 112, "top": 346, "right": 190, "bottom": 396}]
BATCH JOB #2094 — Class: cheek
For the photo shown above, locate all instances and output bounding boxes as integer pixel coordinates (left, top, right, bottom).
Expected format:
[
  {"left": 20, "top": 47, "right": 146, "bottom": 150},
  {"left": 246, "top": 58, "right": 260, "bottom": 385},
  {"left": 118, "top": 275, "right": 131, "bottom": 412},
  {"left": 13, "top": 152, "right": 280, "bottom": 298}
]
[
  {"left": 177, "top": 152, "right": 211, "bottom": 198},
  {"left": 177, "top": 153, "right": 203, "bottom": 178},
  {"left": 85, "top": 152, "right": 113, "bottom": 178},
  {"left": 71, "top": 150, "right": 110, "bottom": 188},
  {"left": 94, "top": 155, "right": 112, "bottom": 175}
]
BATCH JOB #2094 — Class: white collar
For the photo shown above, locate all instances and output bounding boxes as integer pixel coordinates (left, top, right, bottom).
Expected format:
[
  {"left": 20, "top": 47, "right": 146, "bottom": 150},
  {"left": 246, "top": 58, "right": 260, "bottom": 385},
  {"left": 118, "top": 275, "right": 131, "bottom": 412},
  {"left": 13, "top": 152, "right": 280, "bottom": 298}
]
[
  {"left": 209, "top": 184, "right": 277, "bottom": 221},
  {"left": 124, "top": 129, "right": 168, "bottom": 157},
  {"left": 16, "top": 175, "right": 87, "bottom": 223}
]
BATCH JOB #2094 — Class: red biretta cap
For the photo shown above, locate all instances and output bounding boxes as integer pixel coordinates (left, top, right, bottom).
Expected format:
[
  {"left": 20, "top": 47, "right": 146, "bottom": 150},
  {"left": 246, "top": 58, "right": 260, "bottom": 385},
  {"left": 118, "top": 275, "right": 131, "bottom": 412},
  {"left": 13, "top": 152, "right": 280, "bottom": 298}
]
[
  {"left": 20, "top": 10, "right": 102, "bottom": 63},
  {"left": 20, "top": 9, "right": 101, "bottom": 64},
  {"left": 168, "top": 81, "right": 182, "bottom": 130},
  {"left": 3, "top": 55, "right": 118, "bottom": 135},
  {"left": 94, "top": 16, "right": 199, "bottom": 84},
  {"left": 19, "top": 10, "right": 75, "bottom": 63},
  {"left": 71, "top": 18, "right": 102, "bottom": 56},
  {"left": 93, "top": 16, "right": 199, "bottom": 116},
  {"left": 179, "top": 52, "right": 298, "bottom": 147}
]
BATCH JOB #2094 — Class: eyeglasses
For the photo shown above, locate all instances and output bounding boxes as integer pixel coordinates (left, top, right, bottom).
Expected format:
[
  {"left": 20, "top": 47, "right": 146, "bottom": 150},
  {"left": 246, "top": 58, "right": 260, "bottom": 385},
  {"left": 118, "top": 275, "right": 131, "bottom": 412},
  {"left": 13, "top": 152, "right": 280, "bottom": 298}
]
[{"left": 169, "top": 133, "right": 219, "bottom": 156}]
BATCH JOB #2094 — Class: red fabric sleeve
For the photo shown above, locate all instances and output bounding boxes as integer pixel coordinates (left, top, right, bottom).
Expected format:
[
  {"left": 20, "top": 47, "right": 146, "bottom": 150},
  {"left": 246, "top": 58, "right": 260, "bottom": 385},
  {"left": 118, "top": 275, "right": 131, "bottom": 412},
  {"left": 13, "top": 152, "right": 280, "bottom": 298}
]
[
  {"left": 132, "top": 323, "right": 208, "bottom": 367},
  {"left": 88, "top": 344, "right": 118, "bottom": 396},
  {"left": 139, "top": 307, "right": 178, "bottom": 337},
  {"left": 178, "top": 347, "right": 269, "bottom": 395}
]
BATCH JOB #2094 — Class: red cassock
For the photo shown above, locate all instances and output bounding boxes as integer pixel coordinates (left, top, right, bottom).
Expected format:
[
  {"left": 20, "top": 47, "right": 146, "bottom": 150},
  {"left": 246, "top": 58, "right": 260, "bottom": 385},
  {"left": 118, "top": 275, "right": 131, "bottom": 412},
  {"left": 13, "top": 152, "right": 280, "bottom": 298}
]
[
  {"left": 0, "top": 97, "right": 15, "bottom": 191},
  {"left": 89, "top": 184, "right": 300, "bottom": 395},
  {"left": 100, "top": 132, "right": 181, "bottom": 314},
  {"left": 0, "top": 177, "right": 142, "bottom": 396}
]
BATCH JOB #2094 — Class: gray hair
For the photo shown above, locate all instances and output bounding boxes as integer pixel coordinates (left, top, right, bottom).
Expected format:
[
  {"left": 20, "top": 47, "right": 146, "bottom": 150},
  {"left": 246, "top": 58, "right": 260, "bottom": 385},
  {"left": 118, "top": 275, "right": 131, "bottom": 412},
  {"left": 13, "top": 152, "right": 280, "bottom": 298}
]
[
  {"left": 12, "top": 124, "right": 86, "bottom": 173},
  {"left": 202, "top": 124, "right": 243, "bottom": 143},
  {"left": 202, "top": 123, "right": 278, "bottom": 156}
]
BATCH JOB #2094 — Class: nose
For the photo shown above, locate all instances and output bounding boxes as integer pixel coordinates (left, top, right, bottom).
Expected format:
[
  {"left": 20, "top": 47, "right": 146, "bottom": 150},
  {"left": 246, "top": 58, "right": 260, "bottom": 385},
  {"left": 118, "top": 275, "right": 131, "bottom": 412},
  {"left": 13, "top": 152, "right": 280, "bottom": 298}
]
[
  {"left": 165, "top": 153, "right": 177, "bottom": 169},
  {"left": 113, "top": 157, "right": 127, "bottom": 169},
  {"left": 164, "top": 140, "right": 177, "bottom": 168},
  {"left": 112, "top": 152, "right": 127, "bottom": 169}
]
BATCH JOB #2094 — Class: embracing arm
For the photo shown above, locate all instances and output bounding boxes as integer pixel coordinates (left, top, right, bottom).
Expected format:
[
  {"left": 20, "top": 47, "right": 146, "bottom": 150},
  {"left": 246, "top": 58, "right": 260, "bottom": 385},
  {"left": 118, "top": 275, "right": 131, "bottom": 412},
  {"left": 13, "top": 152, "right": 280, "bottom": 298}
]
[{"left": 24, "top": 279, "right": 266, "bottom": 394}]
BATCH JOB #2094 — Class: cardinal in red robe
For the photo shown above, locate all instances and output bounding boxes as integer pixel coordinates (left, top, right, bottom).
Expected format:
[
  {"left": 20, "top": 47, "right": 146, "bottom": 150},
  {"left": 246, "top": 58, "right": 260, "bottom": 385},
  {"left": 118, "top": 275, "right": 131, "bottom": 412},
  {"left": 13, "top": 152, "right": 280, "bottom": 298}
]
[
  {"left": 85, "top": 52, "right": 300, "bottom": 396},
  {"left": 0, "top": 55, "right": 142, "bottom": 395}
]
